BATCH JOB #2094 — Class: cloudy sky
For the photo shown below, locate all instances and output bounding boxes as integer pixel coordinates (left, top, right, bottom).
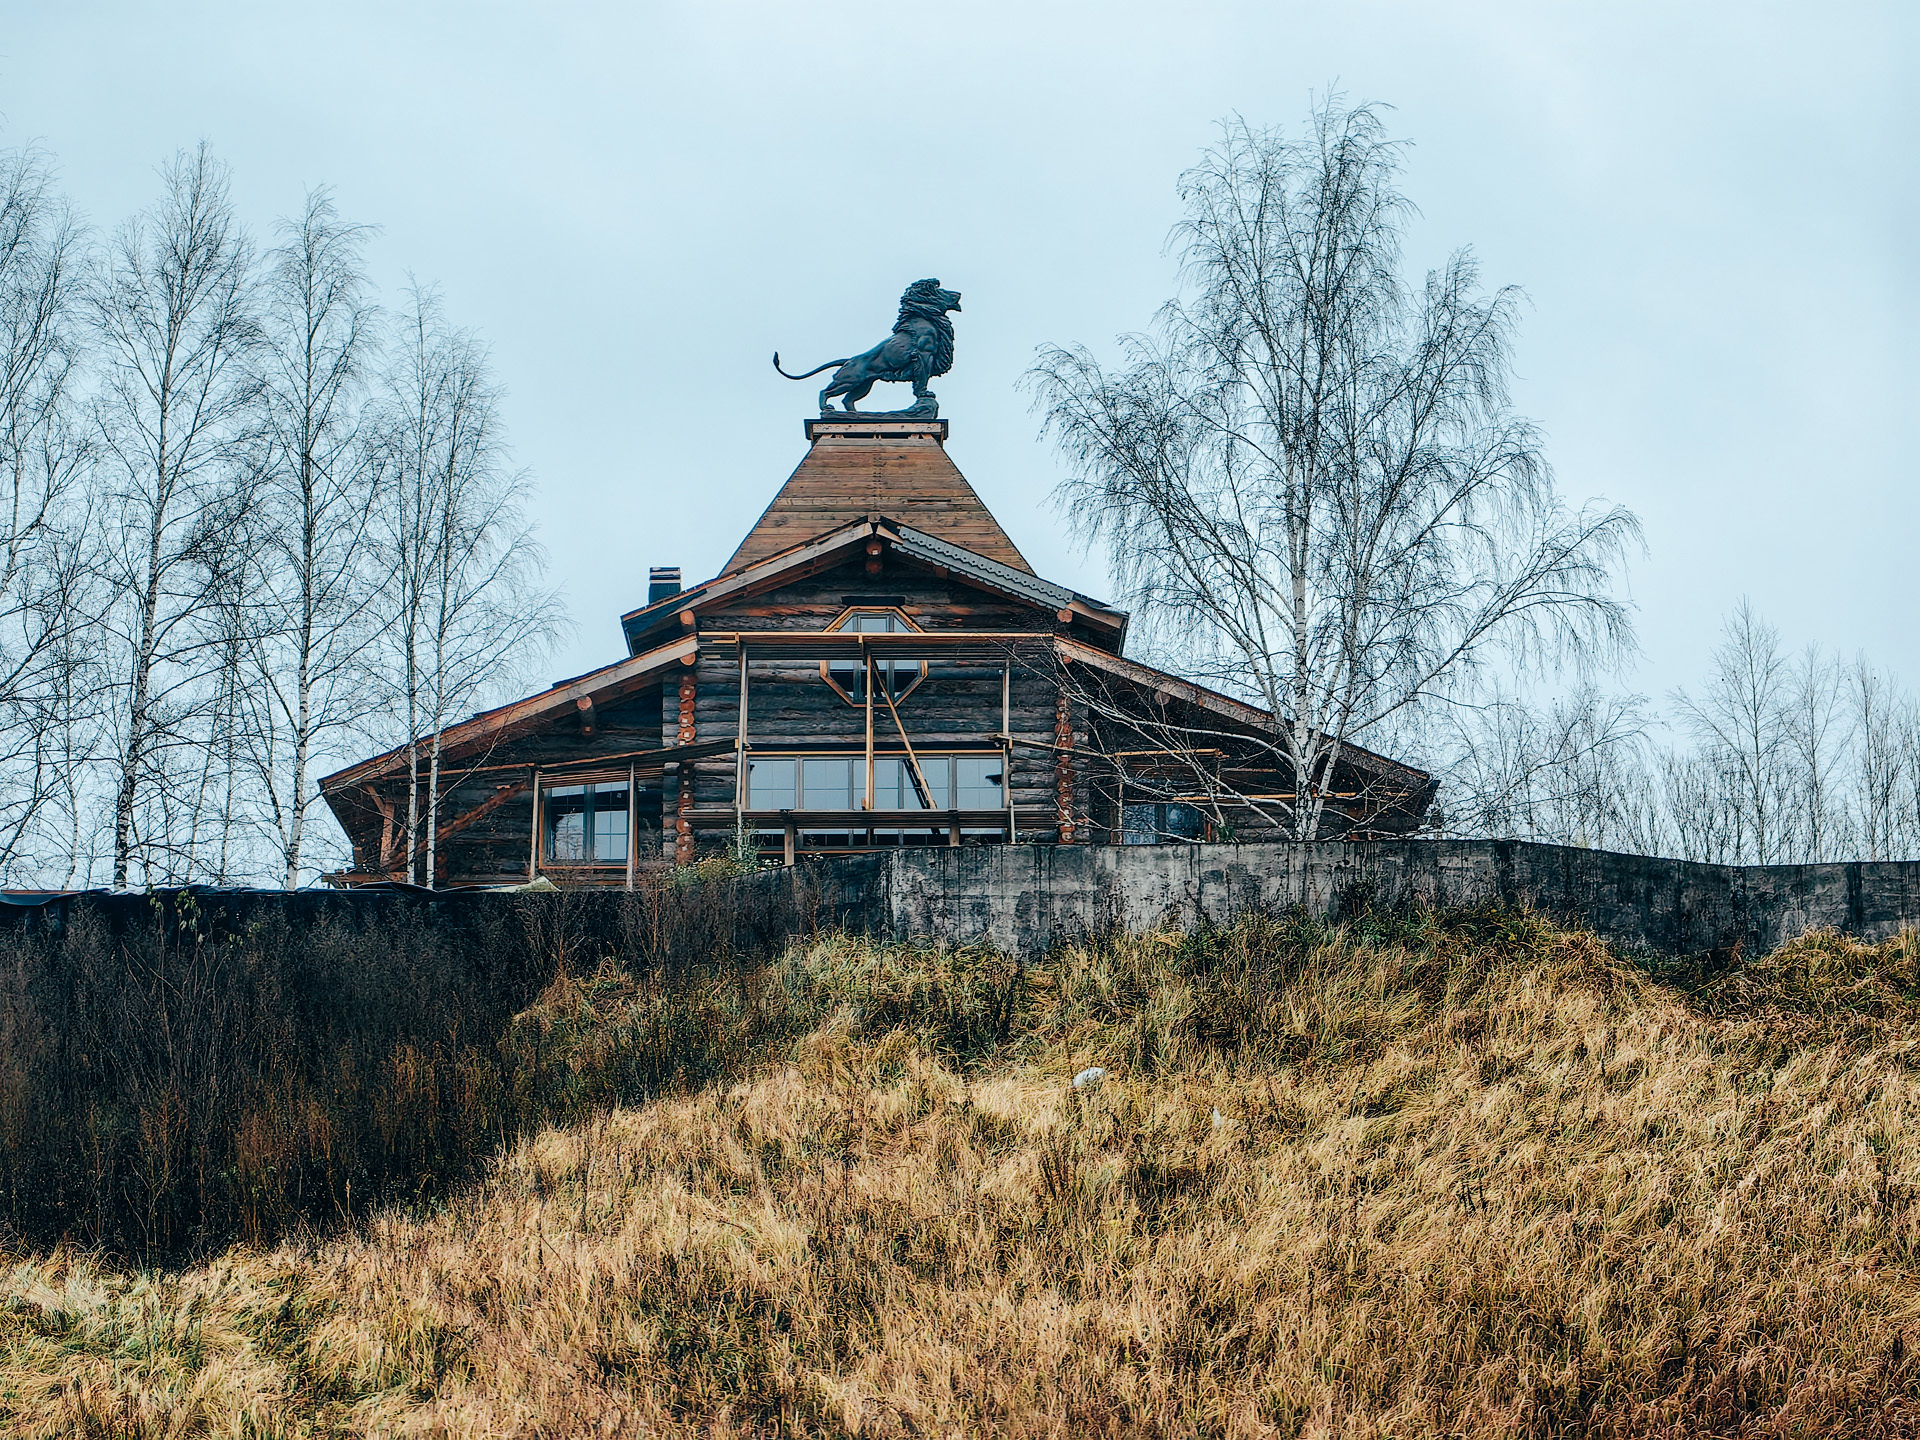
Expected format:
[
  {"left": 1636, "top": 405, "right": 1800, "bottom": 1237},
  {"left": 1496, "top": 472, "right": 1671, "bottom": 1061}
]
[{"left": 4, "top": 0, "right": 1914, "bottom": 708}]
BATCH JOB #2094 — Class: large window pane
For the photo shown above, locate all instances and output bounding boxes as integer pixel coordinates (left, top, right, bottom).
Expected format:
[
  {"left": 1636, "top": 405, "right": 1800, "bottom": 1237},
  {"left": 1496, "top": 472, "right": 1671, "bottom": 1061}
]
[
  {"left": 543, "top": 781, "right": 629, "bottom": 863},
  {"left": 546, "top": 785, "right": 587, "bottom": 861},
  {"left": 594, "top": 803, "right": 628, "bottom": 863},
  {"left": 1122, "top": 801, "right": 1205, "bottom": 845},
  {"left": 748, "top": 757, "right": 796, "bottom": 810},
  {"left": 956, "top": 756, "right": 1005, "bottom": 810},
  {"left": 873, "top": 756, "right": 947, "bottom": 810},
  {"left": 800, "top": 757, "right": 863, "bottom": 810}
]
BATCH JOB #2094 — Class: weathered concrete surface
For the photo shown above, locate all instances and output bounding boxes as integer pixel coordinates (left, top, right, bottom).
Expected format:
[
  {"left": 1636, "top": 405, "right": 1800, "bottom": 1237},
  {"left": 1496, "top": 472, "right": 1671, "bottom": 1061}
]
[{"left": 857, "top": 841, "right": 1920, "bottom": 958}]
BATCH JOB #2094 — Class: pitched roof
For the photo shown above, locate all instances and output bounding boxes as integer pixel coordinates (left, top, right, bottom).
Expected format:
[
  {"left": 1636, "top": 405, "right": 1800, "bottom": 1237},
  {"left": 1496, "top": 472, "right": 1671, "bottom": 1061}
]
[
  {"left": 622, "top": 515, "right": 1126, "bottom": 656},
  {"left": 722, "top": 418, "right": 1033, "bottom": 576},
  {"left": 318, "top": 633, "right": 699, "bottom": 792}
]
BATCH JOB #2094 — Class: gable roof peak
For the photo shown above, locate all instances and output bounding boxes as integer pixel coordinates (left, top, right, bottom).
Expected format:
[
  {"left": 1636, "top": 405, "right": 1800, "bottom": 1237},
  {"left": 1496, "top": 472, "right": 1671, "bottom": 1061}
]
[{"left": 721, "top": 416, "right": 1034, "bottom": 577}]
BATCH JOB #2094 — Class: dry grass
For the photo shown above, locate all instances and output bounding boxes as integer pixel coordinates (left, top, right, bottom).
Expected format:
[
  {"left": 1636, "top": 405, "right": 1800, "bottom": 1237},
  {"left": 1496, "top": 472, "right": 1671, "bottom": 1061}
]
[{"left": 5, "top": 912, "right": 1920, "bottom": 1436}]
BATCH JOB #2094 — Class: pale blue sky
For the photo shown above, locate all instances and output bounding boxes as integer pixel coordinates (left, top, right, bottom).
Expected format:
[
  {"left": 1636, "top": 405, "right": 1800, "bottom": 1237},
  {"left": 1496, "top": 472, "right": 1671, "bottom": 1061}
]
[{"left": 5, "top": 0, "right": 1914, "bottom": 706}]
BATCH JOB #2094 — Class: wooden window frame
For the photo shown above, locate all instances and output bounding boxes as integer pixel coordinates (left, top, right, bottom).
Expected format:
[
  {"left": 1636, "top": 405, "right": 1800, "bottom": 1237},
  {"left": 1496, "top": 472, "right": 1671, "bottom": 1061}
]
[
  {"left": 538, "top": 770, "right": 636, "bottom": 870},
  {"left": 819, "top": 606, "right": 929, "bottom": 708}
]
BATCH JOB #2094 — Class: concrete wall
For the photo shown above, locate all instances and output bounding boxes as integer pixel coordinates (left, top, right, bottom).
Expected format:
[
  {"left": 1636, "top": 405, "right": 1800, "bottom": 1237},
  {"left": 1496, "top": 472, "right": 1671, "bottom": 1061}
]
[{"left": 859, "top": 840, "right": 1920, "bottom": 958}]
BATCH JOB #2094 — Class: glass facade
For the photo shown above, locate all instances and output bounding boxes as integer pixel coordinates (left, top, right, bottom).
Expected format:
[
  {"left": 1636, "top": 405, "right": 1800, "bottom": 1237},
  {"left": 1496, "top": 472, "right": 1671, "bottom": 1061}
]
[
  {"left": 745, "top": 754, "right": 1004, "bottom": 812},
  {"left": 742, "top": 752, "right": 1008, "bottom": 851}
]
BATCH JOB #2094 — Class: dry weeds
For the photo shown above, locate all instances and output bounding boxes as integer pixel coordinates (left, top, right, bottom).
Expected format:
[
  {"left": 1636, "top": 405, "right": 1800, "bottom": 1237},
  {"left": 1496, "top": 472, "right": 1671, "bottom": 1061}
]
[{"left": 5, "top": 913, "right": 1920, "bottom": 1437}]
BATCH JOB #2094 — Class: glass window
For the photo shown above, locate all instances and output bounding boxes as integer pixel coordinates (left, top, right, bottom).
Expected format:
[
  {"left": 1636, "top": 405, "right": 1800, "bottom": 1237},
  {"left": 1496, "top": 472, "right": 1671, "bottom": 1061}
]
[
  {"left": 1122, "top": 802, "right": 1206, "bottom": 846},
  {"left": 544, "top": 781, "right": 630, "bottom": 863},
  {"left": 546, "top": 784, "right": 587, "bottom": 861},
  {"left": 751, "top": 754, "right": 1012, "bottom": 815},
  {"left": 868, "top": 828, "right": 943, "bottom": 847},
  {"left": 826, "top": 610, "right": 923, "bottom": 705},
  {"left": 800, "top": 757, "right": 865, "bottom": 810},
  {"left": 747, "top": 757, "right": 796, "bottom": 810},
  {"left": 872, "top": 755, "right": 947, "bottom": 810},
  {"left": 956, "top": 756, "right": 1006, "bottom": 811}
]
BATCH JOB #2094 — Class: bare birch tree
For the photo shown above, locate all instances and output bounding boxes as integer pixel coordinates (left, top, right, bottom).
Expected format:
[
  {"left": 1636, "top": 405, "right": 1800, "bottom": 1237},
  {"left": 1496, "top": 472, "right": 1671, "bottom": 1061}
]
[
  {"left": 246, "top": 188, "right": 383, "bottom": 886},
  {"left": 1438, "top": 686, "right": 1654, "bottom": 851},
  {"left": 1669, "top": 599, "right": 1793, "bottom": 864},
  {"left": 0, "top": 146, "right": 97, "bottom": 879},
  {"left": 375, "top": 285, "right": 560, "bottom": 885},
  {"left": 87, "top": 144, "right": 259, "bottom": 888},
  {"left": 1781, "top": 643, "right": 1851, "bottom": 862},
  {"left": 1030, "top": 102, "right": 1639, "bottom": 840}
]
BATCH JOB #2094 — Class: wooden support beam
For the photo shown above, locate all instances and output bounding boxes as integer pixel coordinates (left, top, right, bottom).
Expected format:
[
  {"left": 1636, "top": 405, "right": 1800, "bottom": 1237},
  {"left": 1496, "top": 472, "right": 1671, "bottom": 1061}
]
[
  {"left": 626, "top": 762, "right": 637, "bottom": 891},
  {"left": 369, "top": 782, "right": 527, "bottom": 877},
  {"left": 575, "top": 695, "right": 596, "bottom": 736},
  {"left": 1003, "top": 663, "right": 1015, "bottom": 844},
  {"left": 371, "top": 789, "right": 397, "bottom": 872},
  {"left": 438, "top": 782, "right": 528, "bottom": 847},
  {"left": 735, "top": 651, "right": 749, "bottom": 850},
  {"left": 529, "top": 769, "right": 543, "bottom": 879}
]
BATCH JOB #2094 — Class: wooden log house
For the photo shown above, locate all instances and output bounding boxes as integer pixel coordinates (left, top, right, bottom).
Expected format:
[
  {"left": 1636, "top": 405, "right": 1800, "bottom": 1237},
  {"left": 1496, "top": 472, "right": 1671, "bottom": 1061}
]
[{"left": 319, "top": 418, "right": 1436, "bottom": 887}]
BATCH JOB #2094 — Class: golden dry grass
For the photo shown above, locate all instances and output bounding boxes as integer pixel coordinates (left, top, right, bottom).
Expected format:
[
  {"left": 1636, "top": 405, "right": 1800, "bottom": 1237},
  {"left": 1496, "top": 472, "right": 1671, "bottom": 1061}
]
[{"left": 5, "top": 913, "right": 1920, "bottom": 1437}]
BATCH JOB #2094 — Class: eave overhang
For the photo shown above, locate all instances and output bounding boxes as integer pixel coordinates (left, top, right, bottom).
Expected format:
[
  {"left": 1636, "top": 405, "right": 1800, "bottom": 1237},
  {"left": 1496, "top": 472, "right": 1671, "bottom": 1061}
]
[{"left": 319, "top": 632, "right": 700, "bottom": 794}]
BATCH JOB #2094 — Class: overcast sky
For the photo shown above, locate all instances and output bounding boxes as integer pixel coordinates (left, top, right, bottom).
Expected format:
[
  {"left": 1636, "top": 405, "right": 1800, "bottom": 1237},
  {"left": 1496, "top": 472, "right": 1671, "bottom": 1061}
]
[{"left": 4, "top": 0, "right": 1914, "bottom": 710}]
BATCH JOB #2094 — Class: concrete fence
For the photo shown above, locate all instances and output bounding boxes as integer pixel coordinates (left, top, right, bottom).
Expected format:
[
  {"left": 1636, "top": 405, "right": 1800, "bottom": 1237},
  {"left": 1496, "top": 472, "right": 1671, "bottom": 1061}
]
[
  {"left": 845, "top": 840, "right": 1920, "bottom": 959},
  {"left": 9, "top": 840, "right": 1916, "bottom": 965}
]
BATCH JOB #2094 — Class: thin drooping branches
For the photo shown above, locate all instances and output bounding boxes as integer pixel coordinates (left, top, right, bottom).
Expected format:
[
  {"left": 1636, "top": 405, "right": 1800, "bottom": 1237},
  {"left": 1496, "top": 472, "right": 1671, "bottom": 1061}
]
[
  {"left": 0, "top": 146, "right": 95, "bottom": 874},
  {"left": 0, "top": 144, "right": 561, "bottom": 889},
  {"left": 1030, "top": 102, "right": 1641, "bottom": 839},
  {"left": 88, "top": 144, "right": 261, "bottom": 889},
  {"left": 374, "top": 286, "right": 564, "bottom": 885},
  {"left": 246, "top": 189, "right": 384, "bottom": 887}
]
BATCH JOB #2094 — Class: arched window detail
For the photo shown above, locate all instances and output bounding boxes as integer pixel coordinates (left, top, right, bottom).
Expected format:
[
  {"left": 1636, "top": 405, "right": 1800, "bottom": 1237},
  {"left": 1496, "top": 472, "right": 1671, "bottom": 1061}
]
[{"left": 821, "top": 607, "right": 927, "bottom": 706}]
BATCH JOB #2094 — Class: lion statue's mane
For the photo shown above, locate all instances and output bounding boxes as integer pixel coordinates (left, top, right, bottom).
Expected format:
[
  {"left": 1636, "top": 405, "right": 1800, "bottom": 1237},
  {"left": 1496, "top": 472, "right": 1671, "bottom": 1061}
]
[{"left": 774, "top": 278, "right": 962, "bottom": 415}]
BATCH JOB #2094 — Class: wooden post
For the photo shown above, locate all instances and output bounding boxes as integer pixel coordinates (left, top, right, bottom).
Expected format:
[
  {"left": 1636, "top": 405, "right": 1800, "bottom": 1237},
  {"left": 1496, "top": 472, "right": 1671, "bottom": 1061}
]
[
  {"left": 528, "top": 768, "right": 542, "bottom": 880},
  {"left": 625, "top": 762, "right": 636, "bottom": 891},
  {"left": 1002, "top": 662, "right": 1015, "bottom": 845},
  {"left": 734, "top": 650, "right": 749, "bottom": 853},
  {"left": 784, "top": 820, "right": 795, "bottom": 867},
  {"left": 864, "top": 641, "right": 875, "bottom": 815}
]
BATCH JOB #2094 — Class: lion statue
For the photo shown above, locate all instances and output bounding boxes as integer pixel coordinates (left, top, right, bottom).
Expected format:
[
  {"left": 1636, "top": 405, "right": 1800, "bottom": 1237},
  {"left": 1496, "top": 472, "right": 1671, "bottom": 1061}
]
[{"left": 774, "top": 279, "right": 961, "bottom": 415}]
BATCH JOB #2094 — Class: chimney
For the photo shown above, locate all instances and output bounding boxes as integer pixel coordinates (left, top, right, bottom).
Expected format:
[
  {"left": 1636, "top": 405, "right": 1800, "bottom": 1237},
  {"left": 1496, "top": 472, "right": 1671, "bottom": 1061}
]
[{"left": 648, "top": 566, "right": 681, "bottom": 606}]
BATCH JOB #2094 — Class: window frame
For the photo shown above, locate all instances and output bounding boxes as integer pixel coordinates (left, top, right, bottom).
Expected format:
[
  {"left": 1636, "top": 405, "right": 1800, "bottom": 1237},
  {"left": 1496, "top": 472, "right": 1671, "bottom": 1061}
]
[
  {"left": 743, "top": 751, "right": 1007, "bottom": 813},
  {"left": 1120, "top": 800, "right": 1210, "bottom": 846},
  {"left": 819, "top": 606, "right": 929, "bottom": 708},
  {"left": 539, "top": 772, "right": 634, "bottom": 868}
]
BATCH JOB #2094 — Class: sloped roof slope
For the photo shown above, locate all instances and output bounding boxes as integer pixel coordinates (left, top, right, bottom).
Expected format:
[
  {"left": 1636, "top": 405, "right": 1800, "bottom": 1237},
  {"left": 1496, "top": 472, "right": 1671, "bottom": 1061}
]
[{"left": 723, "top": 419, "right": 1032, "bottom": 576}]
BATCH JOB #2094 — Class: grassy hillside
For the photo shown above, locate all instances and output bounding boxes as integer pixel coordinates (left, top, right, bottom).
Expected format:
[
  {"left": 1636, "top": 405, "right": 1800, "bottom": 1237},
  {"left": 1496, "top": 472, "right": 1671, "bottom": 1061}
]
[{"left": 5, "top": 910, "right": 1920, "bottom": 1436}]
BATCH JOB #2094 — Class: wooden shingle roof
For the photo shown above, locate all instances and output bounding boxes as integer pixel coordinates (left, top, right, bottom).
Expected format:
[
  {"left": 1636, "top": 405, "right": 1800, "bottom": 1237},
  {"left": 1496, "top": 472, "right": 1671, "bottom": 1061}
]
[{"left": 722, "top": 418, "right": 1033, "bottom": 576}]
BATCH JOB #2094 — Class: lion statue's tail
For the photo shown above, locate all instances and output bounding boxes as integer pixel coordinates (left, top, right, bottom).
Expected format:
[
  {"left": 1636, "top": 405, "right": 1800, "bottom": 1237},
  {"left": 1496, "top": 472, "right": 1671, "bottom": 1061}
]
[{"left": 773, "top": 352, "right": 848, "bottom": 381}]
